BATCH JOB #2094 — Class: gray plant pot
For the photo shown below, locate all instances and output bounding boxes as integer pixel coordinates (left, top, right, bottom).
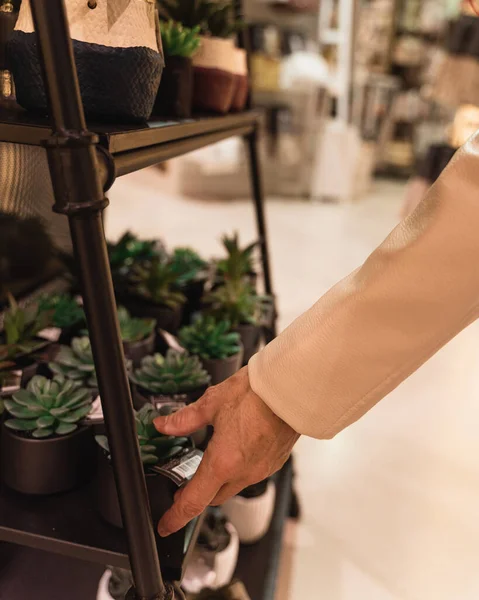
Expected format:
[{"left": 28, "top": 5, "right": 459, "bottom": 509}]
[
  {"left": 122, "top": 331, "right": 156, "bottom": 367},
  {"left": 201, "top": 348, "right": 243, "bottom": 386},
  {"left": 236, "top": 324, "right": 262, "bottom": 365}
]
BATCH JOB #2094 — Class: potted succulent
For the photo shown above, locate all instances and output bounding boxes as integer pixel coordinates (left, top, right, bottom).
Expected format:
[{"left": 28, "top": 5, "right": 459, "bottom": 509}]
[
  {"left": 222, "top": 479, "right": 276, "bottom": 544},
  {"left": 169, "top": 247, "right": 209, "bottom": 324},
  {"left": 216, "top": 232, "right": 258, "bottom": 287},
  {"left": 118, "top": 306, "right": 156, "bottom": 367},
  {"left": 0, "top": 293, "right": 52, "bottom": 387},
  {"left": 37, "top": 293, "right": 85, "bottom": 343},
  {"left": 159, "top": 0, "right": 239, "bottom": 114},
  {"left": 130, "top": 349, "right": 210, "bottom": 408},
  {"left": 183, "top": 509, "right": 240, "bottom": 594},
  {"left": 1, "top": 374, "right": 95, "bottom": 495},
  {"left": 154, "top": 21, "right": 201, "bottom": 119},
  {"left": 96, "top": 403, "right": 192, "bottom": 527},
  {"left": 122, "top": 258, "right": 186, "bottom": 333},
  {"left": 205, "top": 280, "right": 262, "bottom": 364},
  {"left": 48, "top": 336, "right": 98, "bottom": 391},
  {"left": 179, "top": 316, "right": 242, "bottom": 385}
]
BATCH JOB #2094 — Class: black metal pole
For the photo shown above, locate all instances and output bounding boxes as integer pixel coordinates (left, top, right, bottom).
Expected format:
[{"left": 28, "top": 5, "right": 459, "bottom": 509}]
[
  {"left": 244, "top": 126, "right": 276, "bottom": 334},
  {"left": 29, "top": 2, "right": 165, "bottom": 598}
]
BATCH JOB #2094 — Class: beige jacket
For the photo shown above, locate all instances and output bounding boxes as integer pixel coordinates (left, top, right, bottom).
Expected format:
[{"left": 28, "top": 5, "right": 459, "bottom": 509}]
[{"left": 249, "top": 136, "right": 479, "bottom": 439}]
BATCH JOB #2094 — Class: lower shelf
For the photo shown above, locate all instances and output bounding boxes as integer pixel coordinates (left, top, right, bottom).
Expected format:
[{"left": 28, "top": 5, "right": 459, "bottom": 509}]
[
  {"left": 234, "top": 460, "right": 293, "bottom": 600},
  {"left": 0, "top": 479, "right": 202, "bottom": 582}
]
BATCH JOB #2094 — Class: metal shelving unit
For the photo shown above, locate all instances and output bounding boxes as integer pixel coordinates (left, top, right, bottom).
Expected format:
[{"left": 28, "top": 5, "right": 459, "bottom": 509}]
[{"left": 0, "top": 1, "right": 291, "bottom": 599}]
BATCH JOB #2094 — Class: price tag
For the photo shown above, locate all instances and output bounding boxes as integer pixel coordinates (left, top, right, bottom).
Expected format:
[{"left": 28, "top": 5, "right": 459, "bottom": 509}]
[
  {"left": 158, "top": 329, "right": 186, "bottom": 353},
  {"left": 38, "top": 327, "right": 62, "bottom": 342},
  {"left": 152, "top": 448, "right": 203, "bottom": 486},
  {"left": 1, "top": 370, "right": 22, "bottom": 396}
]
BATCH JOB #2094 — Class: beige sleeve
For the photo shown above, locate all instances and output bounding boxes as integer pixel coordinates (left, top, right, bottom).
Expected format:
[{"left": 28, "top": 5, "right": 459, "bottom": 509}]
[{"left": 248, "top": 135, "right": 479, "bottom": 439}]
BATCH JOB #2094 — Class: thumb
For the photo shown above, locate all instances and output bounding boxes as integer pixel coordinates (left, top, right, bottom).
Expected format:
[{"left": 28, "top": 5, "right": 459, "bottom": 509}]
[{"left": 153, "top": 394, "right": 216, "bottom": 436}]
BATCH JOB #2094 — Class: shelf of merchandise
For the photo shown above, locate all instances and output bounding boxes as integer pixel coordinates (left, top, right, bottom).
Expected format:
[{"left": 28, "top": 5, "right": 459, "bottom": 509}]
[{"left": 0, "top": 0, "right": 290, "bottom": 598}]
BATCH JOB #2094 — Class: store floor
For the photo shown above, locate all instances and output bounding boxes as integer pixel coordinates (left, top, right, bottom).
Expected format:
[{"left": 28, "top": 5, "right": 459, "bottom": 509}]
[{"left": 108, "top": 170, "right": 479, "bottom": 600}]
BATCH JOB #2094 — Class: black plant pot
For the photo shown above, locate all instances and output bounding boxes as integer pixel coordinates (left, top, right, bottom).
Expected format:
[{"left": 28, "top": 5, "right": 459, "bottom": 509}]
[
  {"left": 119, "top": 295, "right": 183, "bottom": 334},
  {"left": 201, "top": 349, "right": 243, "bottom": 386},
  {"left": 122, "top": 331, "right": 156, "bottom": 367},
  {"left": 236, "top": 324, "right": 262, "bottom": 365},
  {"left": 180, "top": 278, "right": 207, "bottom": 326},
  {"left": 1, "top": 423, "right": 96, "bottom": 495},
  {"left": 153, "top": 55, "right": 193, "bottom": 119},
  {"left": 97, "top": 451, "right": 201, "bottom": 581}
]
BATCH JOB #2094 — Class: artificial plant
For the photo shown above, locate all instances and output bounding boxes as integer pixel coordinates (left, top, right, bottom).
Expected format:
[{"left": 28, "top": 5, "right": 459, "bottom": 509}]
[
  {"left": 4, "top": 374, "right": 92, "bottom": 438},
  {"left": 129, "top": 258, "right": 186, "bottom": 309},
  {"left": 38, "top": 293, "right": 85, "bottom": 329},
  {"left": 205, "top": 279, "right": 260, "bottom": 328},
  {"left": 49, "top": 336, "right": 97, "bottom": 389},
  {"left": 160, "top": 20, "right": 201, "bottom": 57},
  {"left": 217, "top": 232, "right": 258, "bottom": 282},
  {"left": 118, "top": 306, "right": 156, "bottom": 344},
  {"left": 169, "top": 247, "right": 208, "bottom": 287},
  {"left": 179, "top": 316, "right": 241, "bottom": 360},
  {"left": 130, "top": 349, "right": 210, "bottom": 395},
  {"left": 0, "top": 293, "right": 51, "bottom": 370},
  {"left": 96, "top": 403, "right": 189, "bottom": 466}
]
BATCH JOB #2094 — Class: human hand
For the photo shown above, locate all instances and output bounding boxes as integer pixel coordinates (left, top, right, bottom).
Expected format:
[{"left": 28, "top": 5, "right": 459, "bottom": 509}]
[{"left": 153, "top": 366, "right": 300, "bottom": 537}]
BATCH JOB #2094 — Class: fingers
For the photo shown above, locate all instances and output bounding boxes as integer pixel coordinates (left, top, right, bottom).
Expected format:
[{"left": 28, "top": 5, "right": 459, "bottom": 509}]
[
  {"left": 154, "top": 390, "right": 217, "bottom": 436},
  {"left": 210, "top": 480, "right": 250, "bottom": 506},
  {"left": 157, "top": 444, "right": 227, "bottom": 536}
]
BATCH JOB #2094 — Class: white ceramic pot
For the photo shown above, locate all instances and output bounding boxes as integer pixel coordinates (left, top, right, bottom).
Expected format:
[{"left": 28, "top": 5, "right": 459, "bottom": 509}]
[
  {"left": 10, "top": 0, "right": 164, "bottom": 121},
  {"left": 222, "top": 480, "right": 276, "bottom": 544}
]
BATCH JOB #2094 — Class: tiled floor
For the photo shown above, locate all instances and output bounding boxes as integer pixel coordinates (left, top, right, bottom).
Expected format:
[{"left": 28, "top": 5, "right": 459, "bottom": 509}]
[{"left": 107, "top": 167, "right": 479, "bottom": 600}]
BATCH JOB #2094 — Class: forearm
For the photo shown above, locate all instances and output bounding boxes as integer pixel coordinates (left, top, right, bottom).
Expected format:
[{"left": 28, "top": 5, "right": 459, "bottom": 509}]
[{"left": 249, "top": 136, "right": 479, "bottom": 439}]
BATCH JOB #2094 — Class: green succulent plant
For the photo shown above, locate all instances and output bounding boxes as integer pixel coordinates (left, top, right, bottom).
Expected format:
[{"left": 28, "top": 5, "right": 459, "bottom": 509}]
[
  {"left": 217, "top": 232, "right": 258, "bottom": 283},
  {"left": 179, "top": 316, "right": 241, "bottom": 360},
  {"left": 38, "top": 293, "right": 85, "bottom": 329},
  {"left": 108, "top": 231, "right": 166, "bottom": 274},
  {"left": 206, "top": 2, "right": 240, "bottom": 38},
  {"left": 130, "top": 349, "right": 210, "bottom": 395},
  {"left": 158, "top": 0, "right": 217, "bottom": 30},
  {"left": 161, "top": 20, "right": 201, "bottom": 57},
  {"left": 0, "top": 293, "right": 51, "bottom": 370},
  {"left": 118, "top": 307, "right": 156, "bottom": 344},
  {"left": 4, "top": 374, "right": 92, "bottom": 438},
  {"left": 205, "top": 279, "right": 260, "bottom": 328},
  {"left": 49, "top": 337, "right": 97, "bottom": 389},
  {"left": 96, "top": 403, "right": 189, "bottom": 466},
  {"left": 129, "top": 258, "right": 186, "bottom": 309},
  {"left": 169, "top": 247, "right": 208, "bottom": 287}
]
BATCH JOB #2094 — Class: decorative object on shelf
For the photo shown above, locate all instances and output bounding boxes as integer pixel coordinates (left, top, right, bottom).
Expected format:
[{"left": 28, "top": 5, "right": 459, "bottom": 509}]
[
  {"left": 130, "top": 349, "right": 210, "bottom": 406},
  {"left": 222, "top": 479, "right": 276, "bottom": 544},
  {"left": 205, "top": 280, "right": 263, "bottom": 364},
  {"left": 0, "top": 293, "right": 51, "bottom": 383},
  {"left": 179, "top": 316, "right": 242, "bottom": 385},
  {"left": 154, "top": 21, "right": 201, "bottom": 118},
  {"left": 159, "top": 0, "right": 240, "bottom": 114},
  {"left": 49, "top": 336, "right": 98, "bottom": 390},
  {"left": 117, "top": 306, "right": 156, "bottom": 367},
  {"left": 183, "top": 509, "right": 240, "bottom": 593},
  {"left": 37, "top": 293, "right": 85, "bottom": 342},
  {"left": 231, "top": 47, "right": 248, "bottom": 112},
  {"left": 1, "top": 374, "right": 95, "bottom": 494},
  {"left": 9, "top": 0, "right": 165, "bottom": 122},
  {"left": 123, "top": 257, "right": 186, "bottom": 333}
]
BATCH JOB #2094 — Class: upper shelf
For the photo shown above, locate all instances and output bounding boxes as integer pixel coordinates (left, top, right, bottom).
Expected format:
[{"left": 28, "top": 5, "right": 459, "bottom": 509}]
[{"left": 0, "top": 108, "right": 260, "bottom": 154}]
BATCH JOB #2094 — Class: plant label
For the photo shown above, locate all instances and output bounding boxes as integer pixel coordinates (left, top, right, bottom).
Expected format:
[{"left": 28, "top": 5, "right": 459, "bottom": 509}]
[
  {"left": 152, "top": 448, "right": 203, "bottom": 487},
  {"left": 38, "top": 327, "right": 62, "bottom": 342}
]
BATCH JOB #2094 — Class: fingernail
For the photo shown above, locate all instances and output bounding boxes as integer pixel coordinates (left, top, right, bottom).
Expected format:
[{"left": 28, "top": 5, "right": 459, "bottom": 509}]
[
  {"left": 158, "top": 525, "right": 169, "bottom": 537},
  {"left": 154, "top": 415, "right": 169, "bottom": 432}
]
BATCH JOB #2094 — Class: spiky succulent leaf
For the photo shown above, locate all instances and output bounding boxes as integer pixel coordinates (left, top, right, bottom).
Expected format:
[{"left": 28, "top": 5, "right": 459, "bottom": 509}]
[
  {"left": 0, "top": 292, "right": 52, "bottom": 362},
  {"left": 179, "top": 316, "right": 241, "bottom": 360},
  {"left": 38, "top": 294, "right": 85, "bottom": 329},
  {"left": 169, "top": 247, "right": 208, "bottom": 287},
  {"left": 161, "top": 20, "right": 201, "bottom": 57},
  {"left": 108, "top": 231, "right": 166, "bottom": 272},
  {"left": 48, "top": 337, "right": 97, "bottom": 389},
  {"left": 216, "top": 232, "right": 258, "bottom": 283},
  {"left": 204, "top": 279, "right": 261, "bottom": 328},
  {"left": 130, "top": 349, "right": 210, "bottom": 395},
  {"left": 129, "top": 258, "right": 186, "bottom": 309},
  {"left": 4, "top": 374, "right": 92, "bottom": 438},
  {"left": 95, "top": 402, "right": 190, "bottom": 466},
  {"left": 118, "top": 307, "right": 156, "bottom": 344}
]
